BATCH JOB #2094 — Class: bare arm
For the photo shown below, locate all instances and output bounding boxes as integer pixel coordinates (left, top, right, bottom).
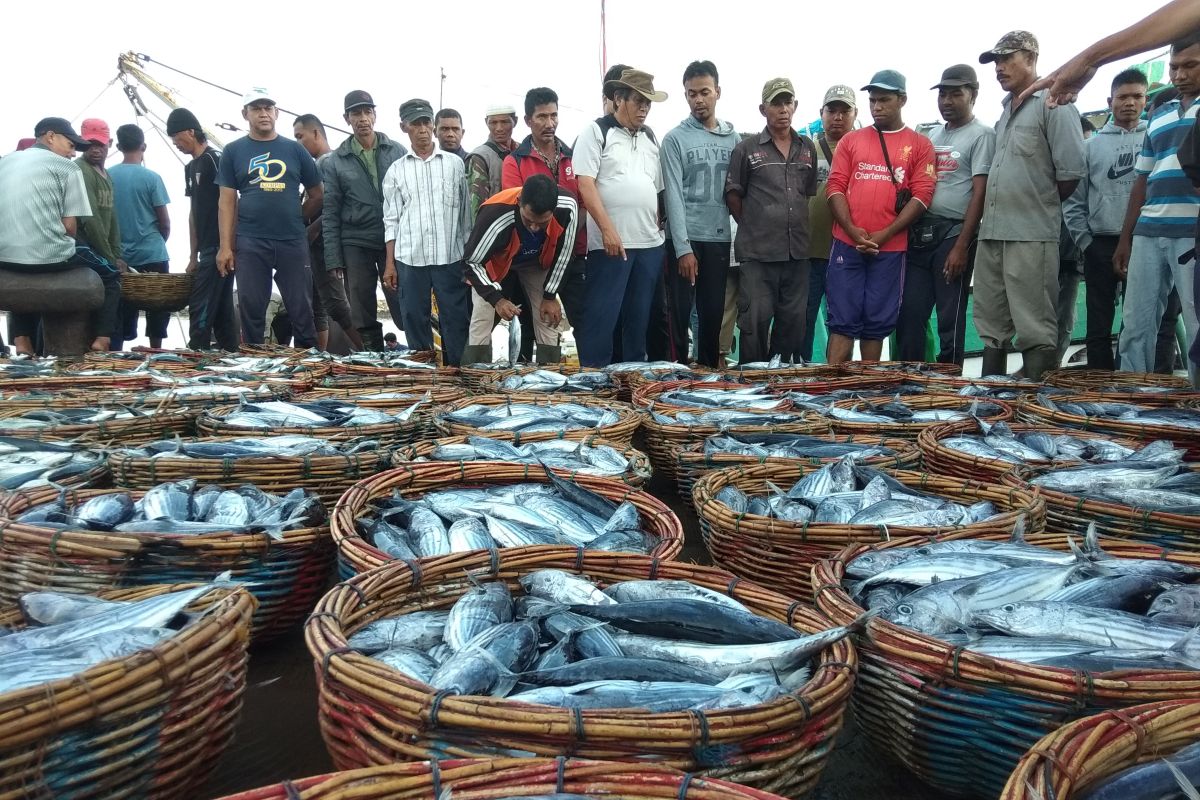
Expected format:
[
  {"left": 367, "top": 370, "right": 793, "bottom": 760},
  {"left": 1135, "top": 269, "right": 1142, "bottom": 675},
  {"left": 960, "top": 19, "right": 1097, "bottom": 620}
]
[
  {"left": 217, "top": 186, "right": 237, "bottom": 275},
  {"left": 154, "top": 205, "right": 171, "bottom": 242},
  {"left": 63, "top": 217, "right": 77, "bottom": 237},
  {"left": 577, "top": 176, "right": 625, "bottom": 259},
  {"left": 725, "top": 191, "right": 744, "bottom": 224},
  {"left": 944, "top": 175, "right": 989, "bottom": 280},
  {"left": 1057, "top": 179, "right": 1080, "bottom": 201},
  {"left": 1113, "top": 173, "right": 1147, "bottom": 279},
  {"left": 1023, "top": 0, "right": 1200, "bottom": 105},
  {"left": 301, "top": 184, "right": 323, "bottom": 224}
]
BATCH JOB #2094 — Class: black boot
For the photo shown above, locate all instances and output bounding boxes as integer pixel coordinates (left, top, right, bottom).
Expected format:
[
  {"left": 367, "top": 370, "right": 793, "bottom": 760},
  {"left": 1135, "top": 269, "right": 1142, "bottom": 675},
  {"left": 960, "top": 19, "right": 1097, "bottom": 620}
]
[
  {"left": 981, "top": 347, "right": 1008, "bottom": 378},
  {"left": 1021, "top": 346, "right": 1060, "bottom": 382}
]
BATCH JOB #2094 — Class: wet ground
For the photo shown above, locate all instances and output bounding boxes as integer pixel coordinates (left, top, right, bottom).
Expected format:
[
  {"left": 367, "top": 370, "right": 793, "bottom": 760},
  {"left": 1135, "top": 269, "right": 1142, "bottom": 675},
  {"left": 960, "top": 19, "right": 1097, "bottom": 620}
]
[{"left": 201, "top": 471, "right": 952, "bottom": 799}]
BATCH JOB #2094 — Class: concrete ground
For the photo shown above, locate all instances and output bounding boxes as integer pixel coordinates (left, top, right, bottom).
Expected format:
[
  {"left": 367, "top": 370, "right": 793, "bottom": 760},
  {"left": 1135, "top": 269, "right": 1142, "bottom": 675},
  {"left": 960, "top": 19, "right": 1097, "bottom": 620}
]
[{"left": 201, "top": 469, "right": 951, "bottom": 799}]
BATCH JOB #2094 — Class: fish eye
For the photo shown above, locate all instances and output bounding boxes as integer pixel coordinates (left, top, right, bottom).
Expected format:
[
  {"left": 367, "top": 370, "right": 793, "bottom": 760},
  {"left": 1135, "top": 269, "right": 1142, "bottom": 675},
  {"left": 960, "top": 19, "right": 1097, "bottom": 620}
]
[
  {"left": 1002, "top": 604, "right": 1016, "bottom": 613},
  {"left": 896, "top": 604, "right": 912, "bottom": 615}
]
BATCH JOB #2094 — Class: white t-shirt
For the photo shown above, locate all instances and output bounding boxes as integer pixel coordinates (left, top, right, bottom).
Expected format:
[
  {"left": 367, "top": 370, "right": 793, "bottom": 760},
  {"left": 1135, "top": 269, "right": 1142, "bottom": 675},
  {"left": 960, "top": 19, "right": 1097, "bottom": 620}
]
[{"left": 573, "top": 119, "right": 665, "bottom": 251}]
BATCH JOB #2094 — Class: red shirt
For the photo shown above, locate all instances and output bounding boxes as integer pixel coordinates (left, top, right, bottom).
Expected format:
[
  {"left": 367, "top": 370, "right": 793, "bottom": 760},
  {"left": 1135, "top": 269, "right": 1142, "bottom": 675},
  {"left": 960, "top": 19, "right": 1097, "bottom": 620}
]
[
  {"left": 826, "top": 126, "right": 936, "bottom": 252},
  {"left": 502, "top": 136, "right": 586, "bottom": 255}
]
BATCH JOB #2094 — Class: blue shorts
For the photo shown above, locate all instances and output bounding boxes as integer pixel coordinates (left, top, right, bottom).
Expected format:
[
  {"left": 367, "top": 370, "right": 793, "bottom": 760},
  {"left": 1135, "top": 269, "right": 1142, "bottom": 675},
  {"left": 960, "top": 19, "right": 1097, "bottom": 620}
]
[{"left": 825, "top": 239, "right": 906, "bottom": 340}]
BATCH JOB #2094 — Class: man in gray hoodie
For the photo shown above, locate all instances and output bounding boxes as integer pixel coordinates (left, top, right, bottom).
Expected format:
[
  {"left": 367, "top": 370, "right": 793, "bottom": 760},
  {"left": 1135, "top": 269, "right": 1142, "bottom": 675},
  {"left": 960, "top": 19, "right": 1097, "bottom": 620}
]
[
  {"left": 660, "top": 60, "right": 741, "bottom": 367},
  {"left": 1063, "top": 68, "right": 1148, "bottom": 370}
]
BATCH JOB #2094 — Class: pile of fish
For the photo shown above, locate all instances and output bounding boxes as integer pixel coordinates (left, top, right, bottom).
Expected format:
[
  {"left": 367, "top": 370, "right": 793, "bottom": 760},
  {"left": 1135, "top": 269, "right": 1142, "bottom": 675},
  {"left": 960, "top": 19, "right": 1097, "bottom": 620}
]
[
  {"left": 802, "top": 397, "right": 1000, "bottom": 426},
  {"left": 324, "top": 351, "right": 435, "bottom": 370},
  {"left": 362, "top": 470, "right": 659, "bottom": 557},
  {"left": 191, "top": 356, "right": 311, "bottom": 377},
  {"left": 0, "top": 406, "right": 151, "bottom": 431},
  {"left": 498, "top": 370, "right": 615, "bottom": 394},
  {"left": 440, "top": 402, "right": 620, "bottom": 434},
  {"left": 112, "top": 435, "right": 381, "bottom": 460},
  {"left": 700, "top": 433, "right": 899, "bottom": 462},
  {"left": 1030, "top": 457, "right": 1200, "bottom": 514},
  {"left": 0, "top": 437, "right": 104, "bottom": 489},
  {"left": 12, "top": 481, "right": 325, "bottom": 537},
  {"left": 213, "top": 399, "right": 422, "bottom": 429},
  {"left": 602, "top": 361, "right": 690, "bottom": 374},
  {"left": 647, "top": 409, "right": 803, "bottom": 429},
  {"left": 850, "top": 526, "right": 1200, "bottom": 672},
  {"left": 0, "top": 582, "right": 224, "bottom": 695},
  {"left": 941, "top": 421, "right": 1185, "bottom": 466},
  {"left": 732, "top": 355, "right": 805, "bottom": 371},
  {"left": 346, "top": 569, "right": 853, "bottom": 710},
  {"left": 713, "top": 457, "right": 1001, "bottom": 526},
  {"left": 1036, "top": 395, "right": 1200, "bottom": 430},
  {"left": 651, "top": 385, "right": 788, "bottom": 411},
  {"left": 419, "top": 436, "right": 637, "bottom": 478}
]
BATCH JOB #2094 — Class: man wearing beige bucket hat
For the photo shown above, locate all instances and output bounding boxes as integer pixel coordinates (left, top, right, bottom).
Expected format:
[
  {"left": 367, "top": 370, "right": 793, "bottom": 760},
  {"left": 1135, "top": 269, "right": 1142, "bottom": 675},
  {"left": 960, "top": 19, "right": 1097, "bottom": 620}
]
[{"left": 574, "top": 68, "right": 668, "bottom": 367}]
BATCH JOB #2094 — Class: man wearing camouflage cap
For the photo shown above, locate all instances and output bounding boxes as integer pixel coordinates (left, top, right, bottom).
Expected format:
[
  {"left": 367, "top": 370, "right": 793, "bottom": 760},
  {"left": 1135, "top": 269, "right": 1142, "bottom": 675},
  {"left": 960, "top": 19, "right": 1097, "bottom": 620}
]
[{"left": 974, "top": 31, "right": 1086, "bottom": 380}]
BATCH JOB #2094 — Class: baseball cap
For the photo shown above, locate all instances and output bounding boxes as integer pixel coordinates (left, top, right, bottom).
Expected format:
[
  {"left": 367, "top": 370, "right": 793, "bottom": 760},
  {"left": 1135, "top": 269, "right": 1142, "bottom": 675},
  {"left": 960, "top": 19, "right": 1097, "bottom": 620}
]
[
  {"left": 32, "top": 118, "right": 89, "bottom": 148},
  {"left": 80, "top": 118, "right": 111, "bottom": 147},
  {"left": 931, "top": 64, "right": 980, "bottom": 89},
  {"left": 762, "top": 78, "right": 796, "bottom": 104},
  {"left": 822, "top": 85, "right": 857, "bottom": 109},
  {"left": 15, "top": 138, "right": 35, "bottom": 151},
  {"left": 862, "top": 70, "right": 907, "bottom": 94},
  {"left": 484, "top": 103, "right": 517, "bottom": 117},
  {"left": 166, "top": 108, "right": 202, "bottom": 136},
  {"left": 344, "top": 90, "right": 375, "bottom": 113},
  {"left": 979, "top": 31, "right": 1039, "bottom": 63},
  {"left": 399, "top": 98, "right": 435, "bottom": 124},
  {"left": 242, "top": 87, "right": 275, "bottom": 107}
]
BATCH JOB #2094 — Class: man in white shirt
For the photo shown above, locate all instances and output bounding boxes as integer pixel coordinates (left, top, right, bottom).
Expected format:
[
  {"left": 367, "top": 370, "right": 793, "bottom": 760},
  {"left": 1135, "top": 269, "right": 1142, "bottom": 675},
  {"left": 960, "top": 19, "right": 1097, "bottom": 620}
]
[
  {"left": 381, "top": 98, "right": 472, "bottom": 365},
  {"left": 573, "top": 68, "right": 668, "bottom": 367}
]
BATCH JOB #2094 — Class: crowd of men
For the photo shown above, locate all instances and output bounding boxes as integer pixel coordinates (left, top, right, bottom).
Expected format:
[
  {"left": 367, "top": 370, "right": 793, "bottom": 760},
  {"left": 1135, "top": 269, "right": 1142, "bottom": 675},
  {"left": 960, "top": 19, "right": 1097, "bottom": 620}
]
[{"left": 0, "top": 27, "right": 1198, "bottom": 383}]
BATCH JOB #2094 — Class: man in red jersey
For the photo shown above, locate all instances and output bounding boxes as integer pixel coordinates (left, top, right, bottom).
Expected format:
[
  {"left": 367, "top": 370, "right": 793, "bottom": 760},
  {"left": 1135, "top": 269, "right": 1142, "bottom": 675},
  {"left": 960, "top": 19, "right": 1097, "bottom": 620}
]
[{"left": 824, "top": 70, "right": 936, "bottom": 364}]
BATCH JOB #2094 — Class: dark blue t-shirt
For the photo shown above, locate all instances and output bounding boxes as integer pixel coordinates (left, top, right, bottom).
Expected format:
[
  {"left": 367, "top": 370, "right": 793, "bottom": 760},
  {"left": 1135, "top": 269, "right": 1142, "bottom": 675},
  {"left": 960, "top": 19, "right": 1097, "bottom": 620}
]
[{"left": 216, "top": 135, "right": 320, "bottom": 241}]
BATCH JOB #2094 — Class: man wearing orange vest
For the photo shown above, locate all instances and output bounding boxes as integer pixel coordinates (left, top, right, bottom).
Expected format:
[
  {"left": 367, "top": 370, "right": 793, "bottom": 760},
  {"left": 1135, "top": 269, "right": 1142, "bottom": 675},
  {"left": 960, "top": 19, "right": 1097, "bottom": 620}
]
[{"left": 463, "top": 174, "right": 579, "bottom": 363}]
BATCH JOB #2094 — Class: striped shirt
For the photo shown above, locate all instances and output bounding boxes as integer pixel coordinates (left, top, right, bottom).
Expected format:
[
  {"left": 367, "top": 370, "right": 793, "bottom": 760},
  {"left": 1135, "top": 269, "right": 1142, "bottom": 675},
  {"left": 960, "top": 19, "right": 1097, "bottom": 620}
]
[
  {"left": 382, "top": 148, "right": 469, "bottom": 266},
  {"left": 0, "top": 146, "right": 90, "bottom": 265},
  {"left": 1135, "top": 99, "right": 1200, "bottom": 239}
]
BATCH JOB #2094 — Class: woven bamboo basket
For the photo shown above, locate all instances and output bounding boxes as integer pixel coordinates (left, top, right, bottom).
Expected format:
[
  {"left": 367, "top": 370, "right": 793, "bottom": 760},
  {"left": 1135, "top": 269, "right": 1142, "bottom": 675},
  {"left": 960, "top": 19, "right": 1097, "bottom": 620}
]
[
  {"left": 330, "top": 462, "right": 681, "bottom": 576},
  {"left": 393, "top": 434, "right": 654, "bottom": 487},
  {"left": 918, "top": 419, "right": 1151, "bottom": 481},
  {"left": 673, "top": 433, "right": 921, "bottom": 508},
  {"left": 811, "top": 533, "right": 1200, "bottom": 799},
  {"left": 827, "top": 394, "right": 1014, "bottom": 438},
  {"left": 0, "top": 372, "right": 153, "bottom": 393},
  {"left": 327, "top": 351, "right": 439, "bottom": 375},
  {"left": 434, "top": 395, "right": 644, "bottom": 446},
  {"left": 118, "top": 271, "right": 194, "bottom": 311},
  {"left": 305, "top": 549, "right": 856, "bottom": 797},
  {"left": 765, "top": 373, "right": 902, "bottom": 396},
  {"left": 0, "top": 486, "right": 332, "bottom": 642},
  {"left": 1001, "top": 465, "right": 1200, "bottom": 551},
  {"left": 839, "top": 360, "right": 963, "bottom": 378},
  {"left": 1001, "top": 699, "right": 1200, "bottom": 800},
  {"left": 630, "top": 379, "right": 793, "bottom": 412},
  {"left": 301, "top": 385, "right": 466, "bottom": 438},
  {"left": 316, "top": 371, "right": 465, "bottom": 393},
  {"left": 476, "top": 368, "right": 620, "bottom": 401},
  {"left": 694, "top": 464, "right": 1045, "bottom": 604},
  {"left": 459, "top": 363, "right": 521, "bottom": 392},
  {"left": 134, "top": 382, "right": 297, "bottom": 408},
  {"left": 722, "top": 364, "right": 840, "bottom": 382},
  {"left": 0, "top": 405, "right": 195, "bottom": 446},
  {"left": 1044, "top": 368, "right": 1192, "bottom": 391},
  {"left": 639, "top": 409, "right": 831, "bottom": 481},
  {"left": 109, "top": 436, "right": 389, "bottom": 508},
  {"left": 0, "top": 581, "right": 255, "bottom": 799},
  {"left": 80, "top": 349, "right": 213, "bottom": 374},
  {"left": 1016, "top": 396, "right": 1200, "bottom": 458},
  {"left": 904, "top": 374, "right": 1043, "bottom": 396},
  {"left": 213, "top": 758, "right": 794, "bottom": 800},
  {"left": 198, "top": 403, "right": 423, "bottom": 448},
  {"left": 618, "top": 367, "right": 714, "bottom": 402},
  {"left": 185, "top": 368, "right": 319, "bottom": 393}
]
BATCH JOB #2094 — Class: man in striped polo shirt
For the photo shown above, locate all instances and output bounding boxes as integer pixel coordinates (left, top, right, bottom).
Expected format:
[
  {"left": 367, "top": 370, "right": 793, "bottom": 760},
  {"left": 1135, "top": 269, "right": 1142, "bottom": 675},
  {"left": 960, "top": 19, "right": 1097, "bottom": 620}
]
[
  {"left": 0, "top": 117, "right": 122, "bottom": 355},
  {"left": 1117, "top": 32, "right": 1200, "bottom": 382}
]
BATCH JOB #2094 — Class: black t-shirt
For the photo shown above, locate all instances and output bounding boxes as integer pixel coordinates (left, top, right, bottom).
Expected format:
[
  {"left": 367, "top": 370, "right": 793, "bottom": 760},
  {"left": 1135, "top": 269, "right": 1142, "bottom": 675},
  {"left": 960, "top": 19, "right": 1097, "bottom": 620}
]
[{"left": 185, "top": 147, "right": 221, "bottom": 252}]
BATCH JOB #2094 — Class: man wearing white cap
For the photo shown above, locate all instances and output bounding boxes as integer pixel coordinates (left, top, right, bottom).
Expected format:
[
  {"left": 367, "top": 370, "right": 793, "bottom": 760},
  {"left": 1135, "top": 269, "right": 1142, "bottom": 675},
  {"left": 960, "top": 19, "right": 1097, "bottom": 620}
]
[
  {"left": 463, "top": 102, "right": 533, "bottom": 363},
  {"left": 216, "top": 87, "right": 324, "bottom": 347}
]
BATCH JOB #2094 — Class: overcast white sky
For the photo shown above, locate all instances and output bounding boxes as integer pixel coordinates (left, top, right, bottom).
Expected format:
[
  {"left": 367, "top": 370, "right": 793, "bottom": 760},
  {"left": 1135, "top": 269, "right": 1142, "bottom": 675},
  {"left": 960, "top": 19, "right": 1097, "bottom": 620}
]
[{"left": 0, "top": 0, "right": 1174, "bottom": 269}]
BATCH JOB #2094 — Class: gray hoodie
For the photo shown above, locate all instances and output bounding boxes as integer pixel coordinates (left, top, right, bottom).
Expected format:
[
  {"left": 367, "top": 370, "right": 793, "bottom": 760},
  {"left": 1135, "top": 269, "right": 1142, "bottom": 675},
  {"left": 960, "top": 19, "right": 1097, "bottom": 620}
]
[
  {"left": 660, "top": 115, "right": 741, "bottom": 257},
  {"left": 1063, "top": 120, "right": 1148, "bottom": 251}
]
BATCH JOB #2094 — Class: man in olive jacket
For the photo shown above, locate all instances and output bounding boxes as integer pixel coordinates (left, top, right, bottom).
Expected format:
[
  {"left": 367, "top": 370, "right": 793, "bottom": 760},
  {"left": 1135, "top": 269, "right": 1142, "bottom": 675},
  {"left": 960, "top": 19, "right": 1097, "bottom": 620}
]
[{"left": 322, "top": 90, "right": 409, "bottom": 351}]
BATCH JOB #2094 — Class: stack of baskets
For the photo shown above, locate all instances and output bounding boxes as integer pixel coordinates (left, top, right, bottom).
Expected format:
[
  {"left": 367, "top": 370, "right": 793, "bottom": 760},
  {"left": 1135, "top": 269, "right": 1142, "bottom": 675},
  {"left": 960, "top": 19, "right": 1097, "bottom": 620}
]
[{"left": 434, "top": 395, "right": 644, "bottom": 446}]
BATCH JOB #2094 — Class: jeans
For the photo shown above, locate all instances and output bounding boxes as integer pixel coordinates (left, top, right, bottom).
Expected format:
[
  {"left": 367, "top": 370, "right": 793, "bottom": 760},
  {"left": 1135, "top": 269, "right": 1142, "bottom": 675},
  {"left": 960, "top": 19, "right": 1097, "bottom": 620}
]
[
  {"left": 397, "top": 260, "right": 471, "bottom": 366},
  {"left": 1083, "top": 236, "right": 1120, "bottom": 370},
  {"left": 894, "top": 235, "right": 972, "bottom": 365},
  {"left": 736, "top": 259, "right": 810, "bottom": 364},
  {"left": 800, "top": 258, "right": 828, "bottom": 363},
  {"left": 577, "top": 245, "right": 666, "bottom": 367},
  {"left": 234, "top": 235, "right": 316, "bottom": 347},
  {"left": 1117, "top": 235, "right": 1198, "bottom": 383}
]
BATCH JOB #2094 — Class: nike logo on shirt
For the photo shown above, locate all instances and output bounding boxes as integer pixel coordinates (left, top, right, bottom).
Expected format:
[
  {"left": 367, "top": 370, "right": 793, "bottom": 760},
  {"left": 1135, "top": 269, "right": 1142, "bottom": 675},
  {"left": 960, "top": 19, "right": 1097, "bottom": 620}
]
[{"left": 1108, "top": 165, "right": 1135, "bottom": 179}]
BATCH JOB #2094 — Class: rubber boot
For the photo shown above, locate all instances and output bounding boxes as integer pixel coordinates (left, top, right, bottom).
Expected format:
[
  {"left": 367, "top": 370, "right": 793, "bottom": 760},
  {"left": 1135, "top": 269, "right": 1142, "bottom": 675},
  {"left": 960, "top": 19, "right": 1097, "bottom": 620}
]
[
  {"left": 461, "top": 344, "right": 492, "bottom": 365},
  {"left": 981, "top": 347, "right": 1008, "bottom": 378},
  {"left": 1021, "top": 346, "right": 1059, "bottom": 383},
  {"left": 535, "top": 343, "right": 562, "bottom": 364}
]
